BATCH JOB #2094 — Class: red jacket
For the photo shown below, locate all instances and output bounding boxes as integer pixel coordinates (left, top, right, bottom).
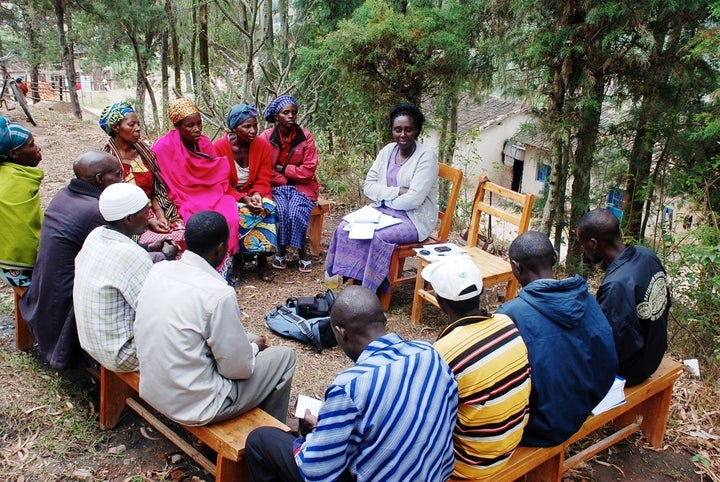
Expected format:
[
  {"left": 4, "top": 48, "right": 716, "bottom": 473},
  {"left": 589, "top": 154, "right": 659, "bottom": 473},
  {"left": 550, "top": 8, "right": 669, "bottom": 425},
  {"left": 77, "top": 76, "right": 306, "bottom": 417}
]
[
  {"left": 259, "top": 125, "right": 319, "bottom": 202},
  {"left": 214, "top": 134, "right": 273, "bottom": 201}
]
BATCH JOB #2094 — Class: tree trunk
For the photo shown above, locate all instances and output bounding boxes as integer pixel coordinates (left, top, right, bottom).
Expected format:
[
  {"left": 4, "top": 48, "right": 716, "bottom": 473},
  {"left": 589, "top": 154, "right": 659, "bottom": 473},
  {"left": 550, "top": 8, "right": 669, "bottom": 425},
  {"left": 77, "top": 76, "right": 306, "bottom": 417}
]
[
  {"left": 279, "top": 0, "right": 289, "bottom": 51},
  {"left": 190, "top": 2, "right": 198, "bottom": 94},
  {"left": 53, "top": 0, "right": 82, "bottom": 119},
  {"left": 623, "top": 111, "right": 654, "bottom": 240},
  {"left": 24, "top": 2, "right": 42, "bottom": 104},
  {"left": 567, "top": 68, "right": 604, "bottom": 270},
  {"left": 198, "top": 0, "right": 210, "bottom": 105},
  {"left": 127, "top": 30, "right": 160, "bottom": 129},
  {"left": 161, "top": 32, "right": 169, "bottom": 131},
  {"left": 436, "top": 92, "right": 459, "bottom": 204},
  {"left": 165, "top": 0, "right": 182, "bottom": 95},
  {"left": 263, "top": 0, "right": 274, "bottom": 49}
]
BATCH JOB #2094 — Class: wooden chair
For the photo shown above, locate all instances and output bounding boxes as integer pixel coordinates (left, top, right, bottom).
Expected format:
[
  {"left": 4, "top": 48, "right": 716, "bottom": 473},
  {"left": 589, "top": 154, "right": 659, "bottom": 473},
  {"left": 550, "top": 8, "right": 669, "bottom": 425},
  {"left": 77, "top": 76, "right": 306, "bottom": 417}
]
[
  {"left": 411, "top": 176, "right": 534, "bottom": 323},
  {"left": 378, "top": 163, "right": 463, "bottom": 310}
]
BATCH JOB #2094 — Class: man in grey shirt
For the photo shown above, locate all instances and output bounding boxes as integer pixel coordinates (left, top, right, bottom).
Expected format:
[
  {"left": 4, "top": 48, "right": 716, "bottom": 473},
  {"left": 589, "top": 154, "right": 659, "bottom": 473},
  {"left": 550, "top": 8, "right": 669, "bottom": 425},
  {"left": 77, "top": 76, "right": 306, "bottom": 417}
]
[{"left": 134, "top": 210, "right": 297, "bottom": 425}]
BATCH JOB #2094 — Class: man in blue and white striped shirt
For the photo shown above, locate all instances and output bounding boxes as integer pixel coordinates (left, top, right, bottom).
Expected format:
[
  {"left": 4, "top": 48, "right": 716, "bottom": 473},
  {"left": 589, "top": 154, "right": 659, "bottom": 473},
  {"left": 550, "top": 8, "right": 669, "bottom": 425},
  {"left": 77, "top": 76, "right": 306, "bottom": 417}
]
[{"left": 246, "top": 285, "right": 458, "bottom": 482}]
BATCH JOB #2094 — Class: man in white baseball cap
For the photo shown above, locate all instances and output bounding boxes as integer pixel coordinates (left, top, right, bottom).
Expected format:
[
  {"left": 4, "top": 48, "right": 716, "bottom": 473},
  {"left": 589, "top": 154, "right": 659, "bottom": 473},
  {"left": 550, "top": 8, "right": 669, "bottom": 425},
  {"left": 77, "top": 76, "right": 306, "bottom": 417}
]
[
  {"left": 424, "top": 258, "right": 532, "bottom": 479},
  {"left": 74, "top": 183, "right": 156, "bottom": 372}
]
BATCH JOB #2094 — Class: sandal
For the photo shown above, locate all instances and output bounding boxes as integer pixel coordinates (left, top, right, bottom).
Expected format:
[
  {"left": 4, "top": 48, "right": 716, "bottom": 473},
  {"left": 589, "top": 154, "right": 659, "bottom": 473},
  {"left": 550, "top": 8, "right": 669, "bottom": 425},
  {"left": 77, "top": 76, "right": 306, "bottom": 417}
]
[
  {"left": 298, "top": 260, "right": 312, "bottom": 273},
  {"left": 271, "top": 256, "right": 287, "bottom": 270}
]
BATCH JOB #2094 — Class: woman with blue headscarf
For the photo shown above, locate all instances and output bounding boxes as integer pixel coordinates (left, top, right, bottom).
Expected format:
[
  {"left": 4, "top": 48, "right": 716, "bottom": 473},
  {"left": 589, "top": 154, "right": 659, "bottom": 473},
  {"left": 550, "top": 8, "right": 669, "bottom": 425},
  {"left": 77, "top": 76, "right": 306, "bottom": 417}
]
[
  {"left": 259, "top": 95, "right": 319, "bottom": 273},
  {"left": 215, "top": 103, "right": 278, "bottom": 282},
  {"left": 0, "top": 116, "right": 43, "bottom": 287},
  {"left": 99, "top": 101, "right": 185, "bottom": 249}
]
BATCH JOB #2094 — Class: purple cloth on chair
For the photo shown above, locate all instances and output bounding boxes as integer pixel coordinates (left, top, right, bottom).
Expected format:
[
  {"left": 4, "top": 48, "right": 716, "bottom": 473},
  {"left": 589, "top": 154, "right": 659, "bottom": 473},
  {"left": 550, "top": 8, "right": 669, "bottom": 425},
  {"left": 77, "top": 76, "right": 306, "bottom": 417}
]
[{"left": 325, "top": 206, "right": 418, "bottom": 292}]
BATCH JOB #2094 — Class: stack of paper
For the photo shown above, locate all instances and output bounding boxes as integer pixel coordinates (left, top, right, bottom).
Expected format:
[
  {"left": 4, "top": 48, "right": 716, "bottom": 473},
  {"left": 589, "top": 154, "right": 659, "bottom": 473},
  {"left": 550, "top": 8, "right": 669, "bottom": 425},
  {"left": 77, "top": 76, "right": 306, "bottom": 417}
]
[
  {"left": 591, "top": 376, "right": 626, "bottom": 415},
  {"left": 343, "top": 205, "right": 402, "bottom": 239}
]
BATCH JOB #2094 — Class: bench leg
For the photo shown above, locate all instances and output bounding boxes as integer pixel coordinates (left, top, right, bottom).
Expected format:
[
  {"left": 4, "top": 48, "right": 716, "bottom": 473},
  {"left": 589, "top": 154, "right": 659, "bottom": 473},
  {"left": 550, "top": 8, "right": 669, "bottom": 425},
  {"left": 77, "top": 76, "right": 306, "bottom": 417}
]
[
  {"left": 525, "top": 453, "right": 563, "bottom": 482},
  {"left": 12, "top": 287, "right": 34, "bottom": 351},
  {"left": 217, "top": 455, "right": 245, "bottom": 482},
  {"left": 615, "top": 387, "right": 674, "bottom": 448},
  {"left": 307, "top": 213, "right": 323, "bottom": 257},
  {"left": 99, "top": 367, "right": 133, "bottom": 430}
]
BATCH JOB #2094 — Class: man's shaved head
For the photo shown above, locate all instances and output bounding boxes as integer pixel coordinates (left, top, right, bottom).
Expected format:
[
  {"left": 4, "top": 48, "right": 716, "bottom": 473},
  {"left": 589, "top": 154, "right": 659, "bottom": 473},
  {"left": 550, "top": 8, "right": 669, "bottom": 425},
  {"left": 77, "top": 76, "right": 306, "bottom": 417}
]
[
  {"left": 72, "top": 151, "right": 123, "bottom": 189},
  {"left": 330, "top": 286, "right": 387, "bottom": 362}
]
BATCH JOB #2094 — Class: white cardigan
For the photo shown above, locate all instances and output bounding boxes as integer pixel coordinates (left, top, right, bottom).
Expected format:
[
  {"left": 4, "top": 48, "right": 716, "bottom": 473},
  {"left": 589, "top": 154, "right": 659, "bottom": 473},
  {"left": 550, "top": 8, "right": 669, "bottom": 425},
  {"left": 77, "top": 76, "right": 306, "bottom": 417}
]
[{"left": 363, "top": 141, "right": 439, "bottom": 241}]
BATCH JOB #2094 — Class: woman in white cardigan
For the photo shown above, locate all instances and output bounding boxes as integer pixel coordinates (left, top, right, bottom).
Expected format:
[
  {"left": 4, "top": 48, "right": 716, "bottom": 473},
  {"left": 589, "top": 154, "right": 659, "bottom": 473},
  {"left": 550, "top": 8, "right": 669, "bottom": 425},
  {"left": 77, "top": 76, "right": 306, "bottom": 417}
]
[{"left": 325, "top": 102, "right": 439, "bottom": 293}]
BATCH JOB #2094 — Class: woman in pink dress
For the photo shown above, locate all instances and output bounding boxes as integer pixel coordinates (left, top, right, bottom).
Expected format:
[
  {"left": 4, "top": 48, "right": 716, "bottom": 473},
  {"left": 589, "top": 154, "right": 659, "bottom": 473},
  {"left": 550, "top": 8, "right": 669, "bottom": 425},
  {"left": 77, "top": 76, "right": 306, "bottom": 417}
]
[{"left": 152, "top": 98, "right": 240, "bottom": 262}]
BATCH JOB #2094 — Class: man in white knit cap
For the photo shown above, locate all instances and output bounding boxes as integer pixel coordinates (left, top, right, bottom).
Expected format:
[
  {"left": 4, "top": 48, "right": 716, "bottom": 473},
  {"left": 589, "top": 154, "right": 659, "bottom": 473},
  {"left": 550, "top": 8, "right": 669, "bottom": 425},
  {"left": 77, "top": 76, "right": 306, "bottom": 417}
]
[{"left": 74, "top": 183, "right": 154, "bottom": 372}]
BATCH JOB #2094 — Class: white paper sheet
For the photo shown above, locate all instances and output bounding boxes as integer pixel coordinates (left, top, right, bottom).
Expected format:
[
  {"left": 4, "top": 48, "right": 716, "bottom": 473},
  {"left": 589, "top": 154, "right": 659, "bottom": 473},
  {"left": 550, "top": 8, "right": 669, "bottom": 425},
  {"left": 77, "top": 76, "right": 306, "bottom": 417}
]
[{"left": 295, "top": 394, "right": 323, "bottom": 418}]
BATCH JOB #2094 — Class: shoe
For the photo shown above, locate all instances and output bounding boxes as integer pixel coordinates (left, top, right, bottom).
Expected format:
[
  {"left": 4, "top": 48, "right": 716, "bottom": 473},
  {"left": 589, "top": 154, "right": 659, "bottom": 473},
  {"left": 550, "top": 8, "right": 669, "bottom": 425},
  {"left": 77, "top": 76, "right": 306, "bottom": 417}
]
[
  {"left": 271, "top": 256, "right": 287, "bottom": 270},
  {"left": 299, "top": 260, "right": 312, "bottom": 273}
]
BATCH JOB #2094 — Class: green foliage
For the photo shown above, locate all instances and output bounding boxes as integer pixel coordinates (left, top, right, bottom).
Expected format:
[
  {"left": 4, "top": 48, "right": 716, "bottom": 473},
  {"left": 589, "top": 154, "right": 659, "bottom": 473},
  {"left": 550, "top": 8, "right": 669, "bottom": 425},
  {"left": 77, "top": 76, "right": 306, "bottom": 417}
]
[{"left": 664, "top": 225, "right": 720, "bottom": 367}]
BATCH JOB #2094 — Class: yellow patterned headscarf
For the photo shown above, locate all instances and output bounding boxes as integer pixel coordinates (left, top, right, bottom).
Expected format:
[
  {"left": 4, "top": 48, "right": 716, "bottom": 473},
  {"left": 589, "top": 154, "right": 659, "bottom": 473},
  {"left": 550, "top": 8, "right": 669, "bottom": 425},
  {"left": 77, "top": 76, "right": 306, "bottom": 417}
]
[{"left": 168, "top": 98, "right": 200, "bottom": 125}]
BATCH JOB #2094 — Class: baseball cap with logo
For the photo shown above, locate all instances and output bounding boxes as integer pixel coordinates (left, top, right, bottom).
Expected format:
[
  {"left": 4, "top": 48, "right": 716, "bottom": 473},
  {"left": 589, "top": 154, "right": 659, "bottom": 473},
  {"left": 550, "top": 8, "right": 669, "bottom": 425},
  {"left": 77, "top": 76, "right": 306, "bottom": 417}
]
[{"left": 421, "top": 257, "right": 483, "bottom": 301}]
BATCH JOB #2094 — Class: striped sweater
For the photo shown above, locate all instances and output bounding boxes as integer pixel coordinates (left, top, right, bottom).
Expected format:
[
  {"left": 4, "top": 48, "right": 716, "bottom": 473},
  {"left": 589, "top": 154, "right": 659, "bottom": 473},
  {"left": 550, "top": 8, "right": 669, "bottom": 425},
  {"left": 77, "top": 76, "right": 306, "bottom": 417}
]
[{"left": 435, "top": 313, "right": 531, "bottom": 479}]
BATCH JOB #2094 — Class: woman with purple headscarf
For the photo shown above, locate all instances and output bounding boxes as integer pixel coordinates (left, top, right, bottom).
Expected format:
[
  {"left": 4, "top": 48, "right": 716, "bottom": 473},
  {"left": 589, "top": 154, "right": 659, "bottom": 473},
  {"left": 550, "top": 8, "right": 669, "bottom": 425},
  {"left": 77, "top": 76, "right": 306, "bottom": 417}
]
[
  {"left": 259, "top": 95, "right": 319, "bottom": 273},
  {"left": 215, "top": 103, "right": 278, "bottom": 282}
]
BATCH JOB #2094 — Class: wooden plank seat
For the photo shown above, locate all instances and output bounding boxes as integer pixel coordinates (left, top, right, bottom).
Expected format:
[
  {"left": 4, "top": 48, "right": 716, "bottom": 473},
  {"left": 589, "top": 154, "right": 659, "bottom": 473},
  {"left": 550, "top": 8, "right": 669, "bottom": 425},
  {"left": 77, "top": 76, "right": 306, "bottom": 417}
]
[
  {"left": 448, "top": 357, "right": 683, "bottom": 482},
  {"left": 11, "top": 286, "right": 34, "bottom": 351},
  {"left": 307, "top": 197, "right": 335, "bottom": 257},
  {"left": 99, "top": 367, "right": 291, "bottom": 482}
]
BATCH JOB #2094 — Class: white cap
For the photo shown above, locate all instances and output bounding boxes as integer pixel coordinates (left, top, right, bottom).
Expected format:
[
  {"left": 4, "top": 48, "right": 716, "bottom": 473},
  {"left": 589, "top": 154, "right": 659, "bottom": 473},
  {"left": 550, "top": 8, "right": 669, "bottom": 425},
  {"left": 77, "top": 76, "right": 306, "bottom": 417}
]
[
  {"left": 421, "top": 257, "right": 483, "bottom": 301},
  {"left": 99, "top": 183, "right": 149, "bottom": 222}
]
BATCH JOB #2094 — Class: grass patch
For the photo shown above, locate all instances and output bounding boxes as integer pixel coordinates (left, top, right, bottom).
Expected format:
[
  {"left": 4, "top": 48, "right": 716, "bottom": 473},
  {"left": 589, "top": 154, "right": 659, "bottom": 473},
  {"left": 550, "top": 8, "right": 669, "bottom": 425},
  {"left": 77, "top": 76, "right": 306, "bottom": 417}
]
[{"left": 0, "top": 344, "right": 104, "bottom": 479}]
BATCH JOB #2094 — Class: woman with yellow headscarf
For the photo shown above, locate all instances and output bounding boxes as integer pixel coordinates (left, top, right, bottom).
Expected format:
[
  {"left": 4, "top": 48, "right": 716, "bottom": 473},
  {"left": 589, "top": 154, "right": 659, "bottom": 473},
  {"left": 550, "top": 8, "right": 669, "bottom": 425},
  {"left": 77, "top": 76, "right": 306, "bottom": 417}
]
[{"left": 152, "top": 99, "right": 239, "bottom": 259}]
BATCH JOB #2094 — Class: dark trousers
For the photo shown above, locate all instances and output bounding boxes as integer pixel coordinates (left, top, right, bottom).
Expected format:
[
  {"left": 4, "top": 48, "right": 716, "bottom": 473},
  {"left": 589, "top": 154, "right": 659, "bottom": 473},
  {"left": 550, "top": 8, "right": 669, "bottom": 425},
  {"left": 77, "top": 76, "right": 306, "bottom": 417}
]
[
  {"left": 246, "top": 427, "right": 354, "bottom": 482},
  {"left": 246, "top": 427, "right": 305, "bottom": 482}
]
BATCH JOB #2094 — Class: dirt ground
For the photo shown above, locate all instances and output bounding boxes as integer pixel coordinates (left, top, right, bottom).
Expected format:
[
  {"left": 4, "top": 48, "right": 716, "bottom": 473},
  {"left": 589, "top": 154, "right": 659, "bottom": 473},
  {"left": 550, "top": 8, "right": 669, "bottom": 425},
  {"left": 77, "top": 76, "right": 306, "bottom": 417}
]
[{"left": 0, "top": 100, "right": 717, "bottom": 481}]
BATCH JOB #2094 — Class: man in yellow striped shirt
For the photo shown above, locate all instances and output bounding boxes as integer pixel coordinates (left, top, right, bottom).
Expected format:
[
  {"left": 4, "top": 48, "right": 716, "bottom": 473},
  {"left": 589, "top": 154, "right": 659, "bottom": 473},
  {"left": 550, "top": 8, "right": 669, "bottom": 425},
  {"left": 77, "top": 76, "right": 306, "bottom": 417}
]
[{"left": 426, "top": 258, "right": 532, "bottom": 479}]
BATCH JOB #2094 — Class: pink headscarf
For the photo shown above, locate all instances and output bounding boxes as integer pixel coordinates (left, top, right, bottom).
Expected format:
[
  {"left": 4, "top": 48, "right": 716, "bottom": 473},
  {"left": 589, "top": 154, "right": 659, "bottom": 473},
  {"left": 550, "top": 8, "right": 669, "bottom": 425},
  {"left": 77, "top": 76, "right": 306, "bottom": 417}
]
[{"left": 152, "top": 130, "right": 240, "bottom": 254}]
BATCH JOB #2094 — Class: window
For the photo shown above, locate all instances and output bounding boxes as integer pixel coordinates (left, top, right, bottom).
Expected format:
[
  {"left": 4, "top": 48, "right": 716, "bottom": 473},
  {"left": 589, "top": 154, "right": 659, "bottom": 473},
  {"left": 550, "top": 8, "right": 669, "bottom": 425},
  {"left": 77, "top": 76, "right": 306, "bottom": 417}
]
[{"left": 536, "top": 164, "right": 550, "bottom": 182}]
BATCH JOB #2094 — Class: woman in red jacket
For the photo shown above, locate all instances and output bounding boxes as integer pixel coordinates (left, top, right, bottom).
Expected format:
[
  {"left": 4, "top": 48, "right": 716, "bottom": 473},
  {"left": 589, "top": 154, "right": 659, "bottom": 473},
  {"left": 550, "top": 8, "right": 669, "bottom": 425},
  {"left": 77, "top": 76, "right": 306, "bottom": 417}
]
[
  {"left": 259, "top": 95, "right": 319, "bottom": 273},
  {"left": 215, "top": 103, "right": 277, "bottom": 282}
]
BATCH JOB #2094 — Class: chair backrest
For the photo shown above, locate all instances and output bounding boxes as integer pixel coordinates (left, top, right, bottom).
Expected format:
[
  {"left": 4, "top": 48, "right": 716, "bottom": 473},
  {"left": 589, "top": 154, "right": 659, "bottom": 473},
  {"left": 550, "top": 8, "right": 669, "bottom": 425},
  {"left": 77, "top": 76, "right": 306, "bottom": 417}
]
[
  {"left": 467, "top": 176, "right": 534, "bottom": 247},
  {"left": 436, "top": 163, "right": 464, "bottom": 243}
]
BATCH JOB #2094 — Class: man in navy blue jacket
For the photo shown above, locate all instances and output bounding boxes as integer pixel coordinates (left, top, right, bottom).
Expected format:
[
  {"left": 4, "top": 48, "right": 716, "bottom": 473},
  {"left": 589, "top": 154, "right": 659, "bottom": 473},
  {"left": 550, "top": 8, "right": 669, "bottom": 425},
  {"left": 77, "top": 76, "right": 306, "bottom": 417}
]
[
  {"left": 496, "top": 231, "right": 617, "bottom": 447},
  {"left": 577, "top": 208, "right": 669, "bottom": 386}
]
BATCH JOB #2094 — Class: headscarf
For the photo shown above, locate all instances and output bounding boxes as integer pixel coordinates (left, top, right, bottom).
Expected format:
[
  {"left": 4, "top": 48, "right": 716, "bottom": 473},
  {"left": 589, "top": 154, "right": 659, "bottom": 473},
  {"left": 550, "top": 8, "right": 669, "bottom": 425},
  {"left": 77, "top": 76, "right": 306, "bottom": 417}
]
[
  {"left": 264, "top": 95, "right": 298, "bottom": 123},
  {"left": 169, "top": 98, "right": 200, "bottom": 125},
  {"left": 98, "top": 101, "right": 135, "bottom": 135},
  {"left": 0, "top": 116, "right": 30, "bottom": 160},
  {"left": 99, "top": 183, "right": 149, "bottom": 222},
  {"left": 227, "top": 103, "right": 259, "bottom": 129}
]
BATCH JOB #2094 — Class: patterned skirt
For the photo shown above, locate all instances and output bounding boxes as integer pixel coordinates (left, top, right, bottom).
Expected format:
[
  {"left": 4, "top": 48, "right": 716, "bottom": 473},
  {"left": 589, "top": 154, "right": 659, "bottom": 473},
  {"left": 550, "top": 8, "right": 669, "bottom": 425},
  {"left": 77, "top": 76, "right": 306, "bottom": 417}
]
[
  {"left": 238, "top": 198, "right": 278, "bottom": 254},
  {"left": 325, "top": 206, "right": 418, "bottom": 292},
  {"left": 138, "top": 210, "right": 186, "bottom": 252}
]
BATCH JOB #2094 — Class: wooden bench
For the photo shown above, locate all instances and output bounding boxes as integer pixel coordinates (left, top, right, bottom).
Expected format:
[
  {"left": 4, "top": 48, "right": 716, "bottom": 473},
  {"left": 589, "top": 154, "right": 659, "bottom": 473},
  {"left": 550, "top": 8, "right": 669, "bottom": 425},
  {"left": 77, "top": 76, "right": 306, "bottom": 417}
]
[
  {"left": 99, "top": 367, "right": 291, "bottom": 482},
  {"left": 11, "top": 286, "right": 35, "bottom": 351},
  {"left": 307, "top": 197, "right": 334, "bottom": 257},
  {"left": 449, "top": 357, "right": 683, "bottom": 482}
]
